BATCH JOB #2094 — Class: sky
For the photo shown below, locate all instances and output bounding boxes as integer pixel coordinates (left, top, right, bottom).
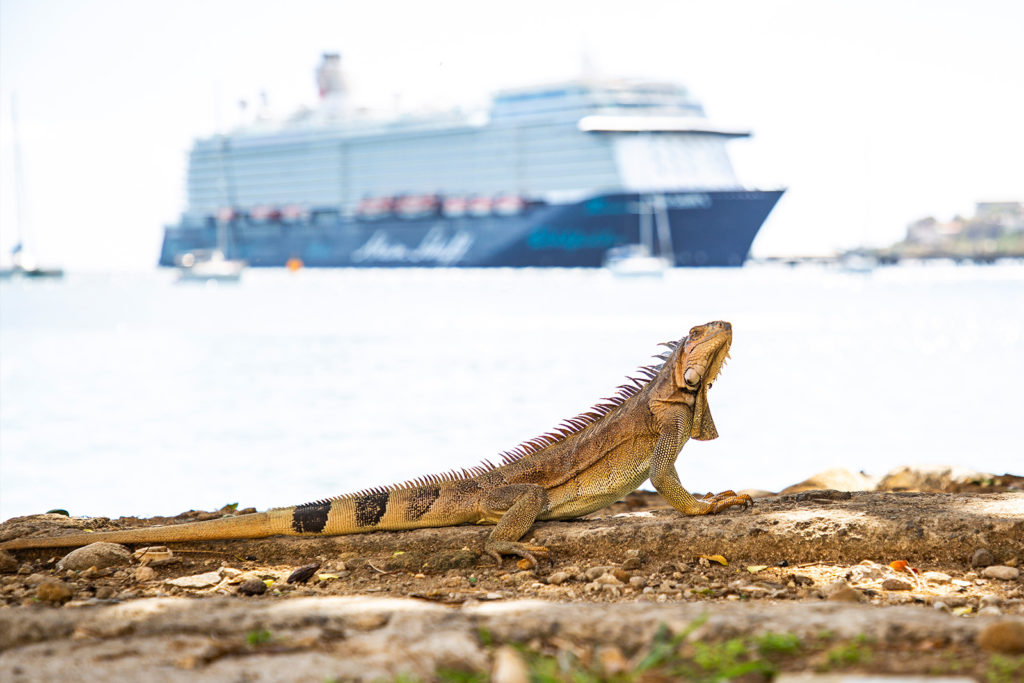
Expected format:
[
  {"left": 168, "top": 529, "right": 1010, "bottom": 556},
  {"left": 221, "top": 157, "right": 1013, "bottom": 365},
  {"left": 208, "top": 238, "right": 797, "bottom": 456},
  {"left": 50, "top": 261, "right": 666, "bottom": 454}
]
[{"left": 0, "top": 0, "right": 1022, "bottom": 270}]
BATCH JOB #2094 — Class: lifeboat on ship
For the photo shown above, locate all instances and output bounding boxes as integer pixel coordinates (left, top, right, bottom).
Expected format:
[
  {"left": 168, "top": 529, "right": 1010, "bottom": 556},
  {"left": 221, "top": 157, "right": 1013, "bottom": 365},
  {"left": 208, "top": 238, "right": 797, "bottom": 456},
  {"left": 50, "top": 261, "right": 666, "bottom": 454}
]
[
  {"left": 395, "top": 194, "right": 441, "bottom": 219},
  {"left": 493, "top": 194, "right": 526, "bottom": 216},
  {"left": 442, "top": 196, "right": 469, "bottom": 218},
  {"left": 466, "top": 195, "right": 493, "bottom": 217},
  {"left": 356, "top": 196, "right": 395, "bottom": 220}
]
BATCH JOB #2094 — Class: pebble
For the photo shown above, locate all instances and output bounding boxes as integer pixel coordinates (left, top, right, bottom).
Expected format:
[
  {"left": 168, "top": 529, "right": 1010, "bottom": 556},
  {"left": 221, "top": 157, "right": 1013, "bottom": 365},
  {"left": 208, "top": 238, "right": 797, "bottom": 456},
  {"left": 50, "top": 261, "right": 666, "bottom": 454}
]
[
  {"left": 585, "top": 566, "right": 611, "bottom": 581},
  {"left": 980, "top": 595, "right": 1002, "bottom": 608},
  {"left": 971, "top": 548, "right": 995, "bottom": 568},
  {"left": 629, "top": 576, "right": 646, "bottom": 589},
  {"left": 978, "top": 606, "right": 1002, "bottom": 616},
  {"left": 132, "top": 546, "right": 175, "bottom": 565},
  {"left": 237, "top": 578, "right": 267, "bottom": 596},
  {"left": 36, "top": 581, "right": 73, "bottom": 604},
  {"left": 286, "top": 563, "right": 321, "bottom": 584},
  {"left": 824, "top": 580, "right": 864, "bottom": 603},
  {"left": 622, "top": 557, "right": 642, "bottom": 570},
  {"left": 848, "top": 561, "right": 885, "bottom": 582},
  {"left": 57, "top": 543, "right": 132, "bottom": 571},
  {"left": 133, "top": 566, "right": 156, "bottom": 583},
  {"left": 595, "top": 573, "right": 622, "bottom": 586},
  {"left": 95, "top": 586, "right": 116, "bottom": 600},
  {"left": 981, "top": 565, "right": 1020, "bottom": 581},
  {"left": 922, "top": 571, "right": 952, "bottom": 584},
  {"left": 977, "top": 620, "right": 1024, "bottom": 654},
  {"left": 491, "top": 645, "right": 529, "bottom": 683},
  {"left": 165, "top": 571, "right": 222, "bottom": 589},
  {"left": 546, "top": 571, "right": 570, "bottom": 586},
  {"left": 24, "top": 573, "right": 50, "bottom": 587},
  {"left": 881, "top": 578, "right": 913, "bottom": 591}
]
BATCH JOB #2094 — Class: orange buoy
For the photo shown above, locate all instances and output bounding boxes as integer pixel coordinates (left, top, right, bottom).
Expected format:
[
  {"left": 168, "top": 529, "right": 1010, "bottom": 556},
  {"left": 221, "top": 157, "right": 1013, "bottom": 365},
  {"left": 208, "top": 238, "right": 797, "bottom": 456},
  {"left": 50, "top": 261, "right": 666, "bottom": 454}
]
[{"left": 286, "top": 257, "right": 303, "bottom": 272}]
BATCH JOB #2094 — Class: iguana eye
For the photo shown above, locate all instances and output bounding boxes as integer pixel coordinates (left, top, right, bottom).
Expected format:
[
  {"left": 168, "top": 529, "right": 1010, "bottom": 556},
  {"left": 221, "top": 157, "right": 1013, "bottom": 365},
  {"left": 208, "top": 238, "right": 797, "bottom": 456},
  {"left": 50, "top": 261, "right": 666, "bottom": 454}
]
[{"left": 684, "top": 367, "right": 701, "bottom": 387}]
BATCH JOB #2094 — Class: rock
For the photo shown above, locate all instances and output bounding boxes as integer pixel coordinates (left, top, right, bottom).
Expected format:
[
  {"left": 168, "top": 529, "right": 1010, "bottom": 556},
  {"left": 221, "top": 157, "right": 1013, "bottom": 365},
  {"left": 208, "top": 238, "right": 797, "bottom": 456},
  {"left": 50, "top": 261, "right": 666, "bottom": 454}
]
[
  {"left": 878, "top": 464, "right": 991, "bottom": 492},
  {"left": 847, "top": 561, "right": 885, "bottom": 582},
  {"left": 95, "top": 586, "right": 116, "bottom": 600},
  {"left": 922, "top": 571, "right": 952, "bottom": 584},
  {"left": 132, "top": 546, "right": 175, "bottom": 565},
  {"left": 546, "top": 571, "right": 570, "bottom": 586},
  {"left": 622, "top": 557, "right": 642, "bottom": 570},
  {"left": 237, "top": 578, "right": 267, "bottom": 596},
  {"left": 0, "top": 550, "right": 17, "bottom": 573},
  {"left": 823, "top": 580, "right": 863, "bottom": 603},
  {"left": 982, "top": 565, "right": 1020, "bottom": 581},
  {"left": 612, "top": 568, "right": 631, "bottom": 583},
  {"left": 36, "top": 581, "right": 73, "bottom": 604},
  {"left": 881, "top": 578, "right": 913, "bottom": 591},
  {"left": 286, "top": 563, "right": 321, "bottom": 584},
  {"left": 491, "top": 645, "right": 529, "bottom": 683},
  {"left": 57, "top": 543, "right": 132, "bottom": 571},
  {"left": 629, "top": 576, "right": 647, "bottom": 589},
  {"left": 585, "top": 566, "right": 611, "bottom": 581},
  {"left": 971, "top": 548, "right": 995, "bottom": 568},
  {"left": 978, "top": 606, "right": 1002, "bottom": 616},
  {"left": 980, "top": 595, "right": 1002, "bottom": 608},
  {"left": 165, "top": 571, "right": 222, "bottom": 589},
  {"left": 780, "top": 467, "right": 878, "bottom": 494},
  {"left": 24, "top": 573, "right": 49, "bottom": 587},
  {"left": 133, "top": 566, "right": 156, "bottom": 583},
  {"left": 977, "top": 620, "right": 1024, "bottom": 654}
]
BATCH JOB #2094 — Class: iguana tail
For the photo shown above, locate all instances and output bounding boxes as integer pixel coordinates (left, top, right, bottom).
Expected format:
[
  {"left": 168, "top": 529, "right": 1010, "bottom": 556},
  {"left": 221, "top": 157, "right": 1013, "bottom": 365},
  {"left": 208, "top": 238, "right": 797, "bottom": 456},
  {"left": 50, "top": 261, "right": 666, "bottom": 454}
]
[{"left": 0, "top": 508, "right": 294, "bottom": 550}]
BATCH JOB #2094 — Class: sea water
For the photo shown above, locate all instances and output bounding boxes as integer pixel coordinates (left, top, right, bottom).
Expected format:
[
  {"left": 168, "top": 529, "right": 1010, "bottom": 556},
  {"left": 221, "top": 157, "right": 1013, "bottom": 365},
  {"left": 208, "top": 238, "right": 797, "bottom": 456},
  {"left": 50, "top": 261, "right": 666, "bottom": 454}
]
[{"left": 1, "top": 263, "right": 1022, "bottom": 520}]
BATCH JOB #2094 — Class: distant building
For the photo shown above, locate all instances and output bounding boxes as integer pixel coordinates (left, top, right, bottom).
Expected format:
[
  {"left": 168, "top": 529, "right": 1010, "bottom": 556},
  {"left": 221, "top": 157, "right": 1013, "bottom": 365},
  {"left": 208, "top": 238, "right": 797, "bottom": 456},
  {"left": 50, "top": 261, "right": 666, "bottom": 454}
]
[{"left": 903, "top": 202, "right": 1022, "bottom": 246}]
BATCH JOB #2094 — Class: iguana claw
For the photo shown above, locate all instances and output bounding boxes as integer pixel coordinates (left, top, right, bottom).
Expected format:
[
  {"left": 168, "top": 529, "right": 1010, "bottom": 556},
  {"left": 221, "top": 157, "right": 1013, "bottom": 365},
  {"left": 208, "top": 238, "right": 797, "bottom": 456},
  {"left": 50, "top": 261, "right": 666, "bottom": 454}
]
[
  {"left": 484, "top": 542, "right": 550, "bottom": 569},
  {"left": 700, "top": 490, "right": 754, "bottom": 513}
]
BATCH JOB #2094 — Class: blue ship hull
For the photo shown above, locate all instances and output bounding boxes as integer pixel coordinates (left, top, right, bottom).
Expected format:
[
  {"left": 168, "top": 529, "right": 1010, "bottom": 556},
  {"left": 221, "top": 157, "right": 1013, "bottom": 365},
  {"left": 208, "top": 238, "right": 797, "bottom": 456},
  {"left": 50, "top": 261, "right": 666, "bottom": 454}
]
[{"left": 159, "top": 190, "right": 782, "bottom": 268}]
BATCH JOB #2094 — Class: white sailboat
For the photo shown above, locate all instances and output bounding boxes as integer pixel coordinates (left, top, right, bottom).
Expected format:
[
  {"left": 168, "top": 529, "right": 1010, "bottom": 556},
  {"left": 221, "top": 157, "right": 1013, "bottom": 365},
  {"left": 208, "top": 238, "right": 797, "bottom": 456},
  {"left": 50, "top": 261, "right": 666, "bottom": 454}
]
[
  {"left": 176, "top": 135, "right": 246, "bottom": 282},
  {"left": 2, "top": 96, "right": 63, "bottom": 280},
  {"left": 605, "top": 194, "right": 675, "bottom": 277}
]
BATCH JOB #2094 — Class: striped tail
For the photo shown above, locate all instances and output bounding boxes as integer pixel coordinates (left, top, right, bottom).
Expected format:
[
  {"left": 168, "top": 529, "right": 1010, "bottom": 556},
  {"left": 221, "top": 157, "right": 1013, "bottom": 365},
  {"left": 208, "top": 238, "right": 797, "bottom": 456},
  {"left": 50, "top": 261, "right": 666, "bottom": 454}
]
[{"left": 0, "top": 509, "right": 294, "bottom": 550}]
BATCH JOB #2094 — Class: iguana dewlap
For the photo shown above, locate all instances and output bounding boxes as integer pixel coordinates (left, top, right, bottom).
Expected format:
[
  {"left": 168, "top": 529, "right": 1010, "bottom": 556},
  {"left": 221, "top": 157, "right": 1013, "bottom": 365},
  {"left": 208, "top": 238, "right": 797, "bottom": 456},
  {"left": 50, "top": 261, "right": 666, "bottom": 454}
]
[{"left": 1, "top": 321, "right": 751, "bottom": 566}]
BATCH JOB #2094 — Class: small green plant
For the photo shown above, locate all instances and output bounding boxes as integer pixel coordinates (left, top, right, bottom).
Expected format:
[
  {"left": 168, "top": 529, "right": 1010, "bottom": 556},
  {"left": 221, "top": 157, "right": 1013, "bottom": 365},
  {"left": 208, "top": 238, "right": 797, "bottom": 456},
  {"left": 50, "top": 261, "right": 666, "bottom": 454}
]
[
  {"left": 821, "top": 635, "right": 873, "bottom": 670},
  {"left": 476, "top": 626, "right": 493, "bottom": 647},
  {"left": 435, "top": 669, "right": 486, "bottom": 683},
  {"left": 245, "top": 628, "right": 272, "bottom": 646},
  {"left": 987, "top": 655, "right": 1024, "bottom": 683},
  {"left": 755, "top": 631, "right": 802, "bottom": 656}
]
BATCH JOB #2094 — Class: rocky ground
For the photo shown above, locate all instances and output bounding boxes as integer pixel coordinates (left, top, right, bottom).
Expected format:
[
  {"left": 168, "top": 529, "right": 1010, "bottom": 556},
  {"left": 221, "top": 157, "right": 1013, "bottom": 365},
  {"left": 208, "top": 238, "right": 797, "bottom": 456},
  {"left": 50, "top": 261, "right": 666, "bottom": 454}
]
[{"left": 0, "top": 466, "right": 1022, "bottom": 682}]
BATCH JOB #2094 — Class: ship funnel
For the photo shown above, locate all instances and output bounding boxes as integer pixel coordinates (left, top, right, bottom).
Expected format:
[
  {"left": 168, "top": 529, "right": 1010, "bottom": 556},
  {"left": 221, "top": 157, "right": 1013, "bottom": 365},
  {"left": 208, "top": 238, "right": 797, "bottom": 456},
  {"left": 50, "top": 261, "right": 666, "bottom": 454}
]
[{"left": 317, "top": 53, "right": 347, "bottom": 99}]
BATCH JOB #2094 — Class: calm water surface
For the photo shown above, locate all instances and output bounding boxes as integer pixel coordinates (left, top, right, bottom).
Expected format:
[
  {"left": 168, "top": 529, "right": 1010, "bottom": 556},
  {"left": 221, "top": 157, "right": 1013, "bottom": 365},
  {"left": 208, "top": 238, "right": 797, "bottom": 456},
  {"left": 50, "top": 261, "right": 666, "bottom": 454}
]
[{"left": 1, "top": 264, "right": 1022, "bottom": 520}]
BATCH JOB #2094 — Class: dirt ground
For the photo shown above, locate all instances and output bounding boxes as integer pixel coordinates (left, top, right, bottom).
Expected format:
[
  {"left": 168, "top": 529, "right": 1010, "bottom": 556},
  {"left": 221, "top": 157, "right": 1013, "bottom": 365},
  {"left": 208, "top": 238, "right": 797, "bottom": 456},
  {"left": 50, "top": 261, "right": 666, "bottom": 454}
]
[{"left": 1, "top": 468, "right": 1022, "bottom": 681}]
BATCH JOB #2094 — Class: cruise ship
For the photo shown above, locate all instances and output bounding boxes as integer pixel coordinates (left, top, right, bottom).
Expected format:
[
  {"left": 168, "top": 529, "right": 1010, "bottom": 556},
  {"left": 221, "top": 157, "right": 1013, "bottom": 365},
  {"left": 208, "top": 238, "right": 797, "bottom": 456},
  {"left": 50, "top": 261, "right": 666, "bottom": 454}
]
[{"left": 159, "top": 54, "right": 782, "bottom": 268}]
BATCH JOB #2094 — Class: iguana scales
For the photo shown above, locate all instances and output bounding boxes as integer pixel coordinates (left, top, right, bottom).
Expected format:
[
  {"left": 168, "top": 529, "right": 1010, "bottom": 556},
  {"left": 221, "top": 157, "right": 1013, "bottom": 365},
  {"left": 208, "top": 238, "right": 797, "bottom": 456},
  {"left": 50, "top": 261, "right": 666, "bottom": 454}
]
[{"left": 0, "top": 321, "right": 751, "bottom": 566}]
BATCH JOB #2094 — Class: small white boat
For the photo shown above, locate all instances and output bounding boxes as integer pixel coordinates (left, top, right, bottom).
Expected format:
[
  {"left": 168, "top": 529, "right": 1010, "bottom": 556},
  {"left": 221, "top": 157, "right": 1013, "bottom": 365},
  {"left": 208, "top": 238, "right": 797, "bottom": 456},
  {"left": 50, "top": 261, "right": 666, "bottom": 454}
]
[
  {"left": 604, "top": 244, "right": 672, "bottom": 277},
  {"left": 176, "top": 249, "right": 245, "bottom": 282},
  {"left": 605, "top": 194, "right": 675, "bottom": 277}
]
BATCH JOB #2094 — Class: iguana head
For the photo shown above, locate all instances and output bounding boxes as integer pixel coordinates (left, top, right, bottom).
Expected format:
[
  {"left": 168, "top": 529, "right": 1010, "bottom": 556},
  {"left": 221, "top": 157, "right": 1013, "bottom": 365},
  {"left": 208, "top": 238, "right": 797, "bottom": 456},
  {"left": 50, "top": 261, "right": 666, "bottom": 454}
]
[{"left": 671, "top": 320, "right": 732, "bottom": 440}]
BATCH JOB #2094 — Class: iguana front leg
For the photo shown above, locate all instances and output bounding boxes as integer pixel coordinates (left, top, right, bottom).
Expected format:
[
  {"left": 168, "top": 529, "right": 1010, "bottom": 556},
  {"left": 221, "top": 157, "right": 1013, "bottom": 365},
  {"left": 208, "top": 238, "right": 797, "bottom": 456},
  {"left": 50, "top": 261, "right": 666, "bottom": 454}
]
[
  {"left": 649, "top": 409, "right": 752, "bottom": 515},
  {"left": 480, "top": 484, "right": 551, "bottom": 568}
]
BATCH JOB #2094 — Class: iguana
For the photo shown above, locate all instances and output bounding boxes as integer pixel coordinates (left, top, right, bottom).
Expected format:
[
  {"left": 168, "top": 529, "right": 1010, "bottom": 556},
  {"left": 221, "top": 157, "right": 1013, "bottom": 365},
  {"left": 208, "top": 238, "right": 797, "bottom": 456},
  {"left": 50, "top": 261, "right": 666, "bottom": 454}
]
[{"left": 0, "top": 321, "right": 751, "bottom": 566}]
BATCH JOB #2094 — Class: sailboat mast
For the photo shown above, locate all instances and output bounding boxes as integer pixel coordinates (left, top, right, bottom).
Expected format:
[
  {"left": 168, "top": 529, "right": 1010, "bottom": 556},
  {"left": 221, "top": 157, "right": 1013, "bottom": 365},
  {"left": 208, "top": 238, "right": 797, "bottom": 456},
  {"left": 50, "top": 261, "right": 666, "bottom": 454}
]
[{"left": 10, "top": 95, "right": 28, "bottom": 257}]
